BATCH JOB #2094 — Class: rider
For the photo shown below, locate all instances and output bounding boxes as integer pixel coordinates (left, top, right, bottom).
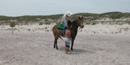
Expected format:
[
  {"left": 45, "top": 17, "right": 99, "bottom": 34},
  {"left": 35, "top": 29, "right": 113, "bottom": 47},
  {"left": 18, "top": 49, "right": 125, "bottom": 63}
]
[{"left": 62, "top": 11, "right": 72, "bottom": 34}]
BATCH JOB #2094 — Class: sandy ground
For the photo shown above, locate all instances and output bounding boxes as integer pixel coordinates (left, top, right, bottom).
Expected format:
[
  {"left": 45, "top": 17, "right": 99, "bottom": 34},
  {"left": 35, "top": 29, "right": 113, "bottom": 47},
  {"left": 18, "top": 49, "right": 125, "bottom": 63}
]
[{"left": 0, "top": 24, "right": 130, "bottom": 65}]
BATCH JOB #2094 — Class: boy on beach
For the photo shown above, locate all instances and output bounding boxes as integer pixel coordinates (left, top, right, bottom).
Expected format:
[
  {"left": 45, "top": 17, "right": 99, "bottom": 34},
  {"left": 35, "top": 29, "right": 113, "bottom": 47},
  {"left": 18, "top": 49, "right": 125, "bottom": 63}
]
[{"left": 64, "top": 26, "right": 72, "bottom": 54}]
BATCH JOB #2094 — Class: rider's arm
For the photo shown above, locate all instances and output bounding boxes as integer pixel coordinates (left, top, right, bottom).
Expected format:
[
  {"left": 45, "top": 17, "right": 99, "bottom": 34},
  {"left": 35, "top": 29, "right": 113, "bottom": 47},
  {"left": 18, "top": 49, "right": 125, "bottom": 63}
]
[{"left": 62, "top": 15, "right": 68, "bottom": 27}]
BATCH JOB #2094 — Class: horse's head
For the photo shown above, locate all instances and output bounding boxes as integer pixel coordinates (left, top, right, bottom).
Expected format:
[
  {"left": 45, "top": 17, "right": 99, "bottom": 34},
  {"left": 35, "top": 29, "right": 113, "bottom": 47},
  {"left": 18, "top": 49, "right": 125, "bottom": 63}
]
[{"left": 77, "top": 16, "right": 84, "bottom": 28}]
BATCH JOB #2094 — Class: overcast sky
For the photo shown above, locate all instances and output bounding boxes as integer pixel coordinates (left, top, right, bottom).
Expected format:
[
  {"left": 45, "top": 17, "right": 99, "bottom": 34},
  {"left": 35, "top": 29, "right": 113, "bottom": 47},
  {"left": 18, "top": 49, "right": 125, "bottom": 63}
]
[{"left": 0, "top": 0, "right": 130, "bottom": 16}]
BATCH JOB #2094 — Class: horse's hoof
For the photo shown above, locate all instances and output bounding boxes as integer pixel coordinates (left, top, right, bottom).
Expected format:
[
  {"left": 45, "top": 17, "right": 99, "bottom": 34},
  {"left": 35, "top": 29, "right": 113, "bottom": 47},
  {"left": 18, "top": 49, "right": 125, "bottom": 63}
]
[{"left": 56, "top": 48, "right": 58, "bottom": 50}]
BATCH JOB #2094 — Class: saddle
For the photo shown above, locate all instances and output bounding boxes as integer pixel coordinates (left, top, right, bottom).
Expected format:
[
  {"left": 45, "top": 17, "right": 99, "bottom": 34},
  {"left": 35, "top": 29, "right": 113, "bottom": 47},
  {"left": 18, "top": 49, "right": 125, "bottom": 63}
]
[
  {"left": 57, "top": 21, "right": 72, "bottom": 29},
  {"left": 57, "top": 23, "right": 64, "bottom": 29}
]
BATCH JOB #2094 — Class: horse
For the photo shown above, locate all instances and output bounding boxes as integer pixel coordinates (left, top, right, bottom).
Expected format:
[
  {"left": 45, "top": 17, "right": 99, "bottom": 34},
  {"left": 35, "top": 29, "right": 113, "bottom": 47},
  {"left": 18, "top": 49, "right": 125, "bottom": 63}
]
[{"left": 52, "top": 16, "right": 84, "bottom": 50}]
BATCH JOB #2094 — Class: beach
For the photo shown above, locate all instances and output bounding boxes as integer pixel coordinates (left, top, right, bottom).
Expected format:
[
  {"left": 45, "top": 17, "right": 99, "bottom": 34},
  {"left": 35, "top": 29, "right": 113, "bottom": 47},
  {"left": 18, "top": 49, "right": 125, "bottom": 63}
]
[{"left": 0, "top": 24, "right": 130, "bottom": 65}]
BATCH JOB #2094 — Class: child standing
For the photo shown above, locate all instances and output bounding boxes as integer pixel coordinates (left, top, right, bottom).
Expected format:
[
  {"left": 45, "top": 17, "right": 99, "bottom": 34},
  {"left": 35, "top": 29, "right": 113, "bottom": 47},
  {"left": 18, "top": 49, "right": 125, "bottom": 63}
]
[{"left": 64, "top": 26, "right": 72, "bottom": 54}]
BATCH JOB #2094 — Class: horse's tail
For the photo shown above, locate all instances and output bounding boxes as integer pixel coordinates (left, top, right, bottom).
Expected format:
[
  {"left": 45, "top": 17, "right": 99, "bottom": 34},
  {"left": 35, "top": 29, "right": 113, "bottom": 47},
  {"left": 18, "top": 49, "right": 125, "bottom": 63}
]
[
  {"left": 53, "top": 24, "right": 64, "bottom": 41},
  {"left": 58, "top": 35, "right": 64, "bottom": 41}
]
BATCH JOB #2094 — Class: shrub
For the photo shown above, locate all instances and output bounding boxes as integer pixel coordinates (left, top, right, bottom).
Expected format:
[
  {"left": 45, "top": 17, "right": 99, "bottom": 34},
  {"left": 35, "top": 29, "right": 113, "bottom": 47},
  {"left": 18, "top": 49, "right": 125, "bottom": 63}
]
[
  {"left": 39, "top": 22, "right": 43, "bottom": 25},
  {"left": 43, "top": 21, "right": 51, "bottom": 25}
]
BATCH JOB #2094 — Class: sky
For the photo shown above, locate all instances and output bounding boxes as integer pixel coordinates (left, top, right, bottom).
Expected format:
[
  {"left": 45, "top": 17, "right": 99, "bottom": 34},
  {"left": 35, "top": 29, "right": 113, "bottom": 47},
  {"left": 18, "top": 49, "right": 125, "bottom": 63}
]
[{"left": 0, "top": 0, "right": 130, "bottom": 16}]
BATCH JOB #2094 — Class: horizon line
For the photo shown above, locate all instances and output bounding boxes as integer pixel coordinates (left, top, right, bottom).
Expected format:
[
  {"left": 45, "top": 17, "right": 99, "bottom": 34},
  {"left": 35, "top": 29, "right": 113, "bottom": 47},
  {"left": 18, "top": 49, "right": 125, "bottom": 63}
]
[{"left": 0, "top": 11, "right": 130, "bottom": 17}]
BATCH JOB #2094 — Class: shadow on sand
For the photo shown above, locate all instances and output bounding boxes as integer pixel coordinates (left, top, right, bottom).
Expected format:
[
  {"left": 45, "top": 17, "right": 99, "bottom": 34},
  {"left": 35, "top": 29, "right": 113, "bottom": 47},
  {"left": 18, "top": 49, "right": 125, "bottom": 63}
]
[
  {"left": 70, "top": 48, "right": 95, "bottom": 55},
  {"left": 59, "top": 47, "right": 94, "bottom": 55}
]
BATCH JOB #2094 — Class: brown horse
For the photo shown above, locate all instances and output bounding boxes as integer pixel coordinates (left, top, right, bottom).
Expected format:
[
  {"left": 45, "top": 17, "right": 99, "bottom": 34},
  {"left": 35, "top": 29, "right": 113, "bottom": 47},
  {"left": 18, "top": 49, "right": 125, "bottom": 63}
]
[{"left": 52, "top": 16, "right": 84, "bottom": 50}]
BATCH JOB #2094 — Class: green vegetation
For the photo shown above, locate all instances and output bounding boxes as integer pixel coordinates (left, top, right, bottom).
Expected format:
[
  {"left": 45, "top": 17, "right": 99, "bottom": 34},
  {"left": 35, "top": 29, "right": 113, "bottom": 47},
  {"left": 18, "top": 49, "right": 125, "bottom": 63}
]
[{"left": 0, "top": 12, "right": 130, "bottom": 25}]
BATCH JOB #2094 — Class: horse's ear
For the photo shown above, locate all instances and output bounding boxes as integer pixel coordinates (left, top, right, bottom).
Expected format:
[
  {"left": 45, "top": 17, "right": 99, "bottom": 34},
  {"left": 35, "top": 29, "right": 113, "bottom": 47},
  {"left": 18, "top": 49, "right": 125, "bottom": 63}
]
[
  {"left": 78, "top": 16, "right": 83, "bottom": 19},
  {"left": 81, "top": 16, "right": 83, "bottom": 19}
]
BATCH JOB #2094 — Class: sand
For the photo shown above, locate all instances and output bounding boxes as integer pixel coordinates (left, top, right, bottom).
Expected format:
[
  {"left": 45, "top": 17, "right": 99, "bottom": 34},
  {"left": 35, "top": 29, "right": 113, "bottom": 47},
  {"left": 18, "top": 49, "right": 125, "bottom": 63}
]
[{"left": 0, "top": 24, "right": 130, "bottom": 65}]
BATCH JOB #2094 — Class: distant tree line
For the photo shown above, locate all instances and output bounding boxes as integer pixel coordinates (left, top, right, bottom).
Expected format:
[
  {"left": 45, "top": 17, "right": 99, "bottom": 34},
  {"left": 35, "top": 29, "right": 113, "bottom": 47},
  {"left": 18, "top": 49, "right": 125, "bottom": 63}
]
[{"left": 0, "top": 12, "right": 130, "bottom": 25}]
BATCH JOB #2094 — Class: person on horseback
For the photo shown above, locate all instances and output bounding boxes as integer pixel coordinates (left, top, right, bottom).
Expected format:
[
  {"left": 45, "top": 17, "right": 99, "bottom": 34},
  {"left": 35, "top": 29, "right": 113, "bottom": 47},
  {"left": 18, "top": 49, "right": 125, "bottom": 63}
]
[{"left": 62, "top": 11, "right": 72, "bottom": 34}]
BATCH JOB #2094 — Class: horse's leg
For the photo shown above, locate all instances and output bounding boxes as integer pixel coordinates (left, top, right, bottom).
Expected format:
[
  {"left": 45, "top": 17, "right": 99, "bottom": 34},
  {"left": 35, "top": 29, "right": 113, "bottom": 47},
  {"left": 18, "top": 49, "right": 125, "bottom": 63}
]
[
  {"left": 54, "top": 39, "right": 58, "bottom": 49},
  {"left": 54, "top": 38, "right": 56, "bottom": 48},
  {"left": 71, "top": 38, "right": 75, "bottom": 50},
  {"left": 54, "top": 37, "right": 58, "bottom": 50},
  {"left": 55, "top": 39, "right": 58, "bottom": 50}
]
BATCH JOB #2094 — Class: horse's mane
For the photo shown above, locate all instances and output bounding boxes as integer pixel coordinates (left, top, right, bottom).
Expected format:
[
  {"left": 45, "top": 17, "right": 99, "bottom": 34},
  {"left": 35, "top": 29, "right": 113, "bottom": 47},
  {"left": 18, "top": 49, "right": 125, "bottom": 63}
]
[
  {"left": 72, "top": 19, "right": 78, "bottom": 26},
  {"left": 71, "top": 19, "right": 79, "bottom": 30},
  {"left": 72, "top": 19, "right": 77, "bottom": 24}
]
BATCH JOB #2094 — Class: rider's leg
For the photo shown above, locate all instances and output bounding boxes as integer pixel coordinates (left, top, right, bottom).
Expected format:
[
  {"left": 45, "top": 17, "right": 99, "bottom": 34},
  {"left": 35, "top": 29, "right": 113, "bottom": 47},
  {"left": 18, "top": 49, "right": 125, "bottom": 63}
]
[{"left": 63, "top": 22, "right": 65, "bottom": 34}]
